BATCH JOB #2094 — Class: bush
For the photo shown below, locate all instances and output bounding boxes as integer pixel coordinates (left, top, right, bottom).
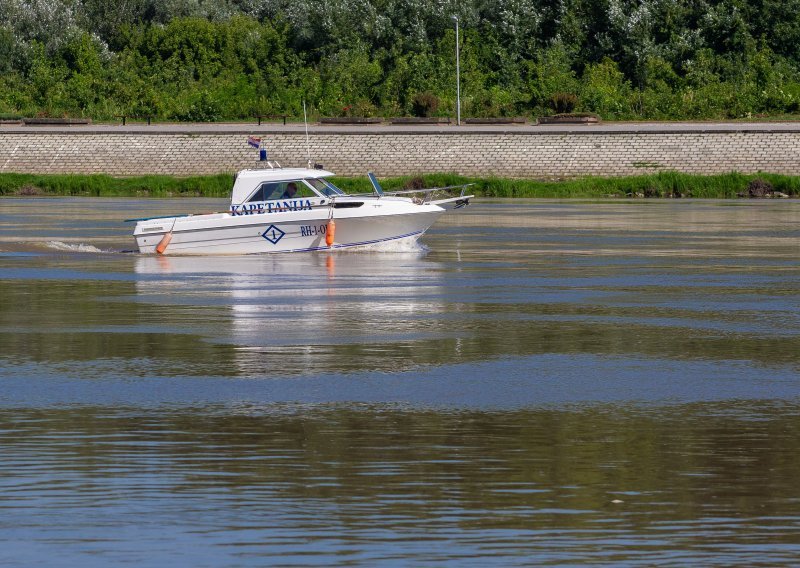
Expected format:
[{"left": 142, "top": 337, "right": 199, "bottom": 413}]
[
  {"left": 747, "top": 178, "right": 774, "bottom": 197},
  {"left": 581, "top": 59, "right": 633, "bottom": 119},
  {"left": 549, "top": 92, "right": 578, "bottom": 114},
  {"left": 411, "top": 91, "right": 439, "bottom": 117},
  {"left": 403, "top": 176, "right": 426, "bottom": 189},
  {"left": 343, "top": 99, "right": 377, "bottom": 117},
  {"left": 174, "top": 90, "right": 222, "bottom": 122}
]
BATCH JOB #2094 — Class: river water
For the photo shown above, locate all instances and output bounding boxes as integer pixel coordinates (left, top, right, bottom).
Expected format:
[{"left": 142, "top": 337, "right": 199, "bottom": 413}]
[{"left": 1, "top": 197, "right": 799, "bottom": 566}]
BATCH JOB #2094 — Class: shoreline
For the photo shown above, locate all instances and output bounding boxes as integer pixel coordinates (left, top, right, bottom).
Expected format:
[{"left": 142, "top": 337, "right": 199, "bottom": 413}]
[{"left": 1, "top": 171, "right": 797, "bottom": 200}]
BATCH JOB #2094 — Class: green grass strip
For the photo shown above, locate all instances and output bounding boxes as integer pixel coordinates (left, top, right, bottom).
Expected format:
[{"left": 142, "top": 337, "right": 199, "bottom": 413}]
[
  {"left": 0, "top": 173, "right": 234, "bottom": 197},
  {"left": 1, "top": 171, "right": 798, "bottom": 199}
]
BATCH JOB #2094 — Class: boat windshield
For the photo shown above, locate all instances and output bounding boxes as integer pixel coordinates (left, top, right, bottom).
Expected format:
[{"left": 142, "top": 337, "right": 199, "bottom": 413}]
[{"left": 306, "top": 178, "right": 345, "bottom": 197}]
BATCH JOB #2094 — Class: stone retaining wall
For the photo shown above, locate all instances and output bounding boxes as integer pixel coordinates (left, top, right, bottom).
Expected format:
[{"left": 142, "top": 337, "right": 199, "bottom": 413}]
[{"left": 1, "top": 129, "right": 799, "bottom": 177}]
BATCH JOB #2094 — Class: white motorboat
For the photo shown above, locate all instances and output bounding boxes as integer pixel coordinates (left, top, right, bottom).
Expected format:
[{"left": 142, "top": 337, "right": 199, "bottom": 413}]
[{"left": 130, "top": 166, "right": 472, "bottom": 255}]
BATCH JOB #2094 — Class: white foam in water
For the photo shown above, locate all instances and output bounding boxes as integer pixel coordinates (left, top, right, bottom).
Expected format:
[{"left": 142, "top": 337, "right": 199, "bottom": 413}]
[
  {"left": 46, "top": 241, "right": 108, "bottom": 253},
  {"left": 341, "top": 236, "right": 429, "bottom": 254}
]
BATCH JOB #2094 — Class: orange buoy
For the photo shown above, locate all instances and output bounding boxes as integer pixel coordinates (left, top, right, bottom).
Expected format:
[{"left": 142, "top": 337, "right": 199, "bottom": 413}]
[
  {"left": 325, "top": 219, "right": 335, "bottom": 247},
  {"left": 156, "top": 231, "right": 172, "bottom": 254}
]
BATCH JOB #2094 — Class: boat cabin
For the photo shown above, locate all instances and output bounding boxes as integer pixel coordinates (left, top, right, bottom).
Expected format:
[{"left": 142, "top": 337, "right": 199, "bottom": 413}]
[{"left": 230, "top": 168, "right": 345, "bottom": 207}]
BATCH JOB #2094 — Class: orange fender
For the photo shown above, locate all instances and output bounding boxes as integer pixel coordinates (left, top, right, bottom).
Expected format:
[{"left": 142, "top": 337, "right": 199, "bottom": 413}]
[
  {"left": 326, "top": 219, "right": 335, "bottom": 247},
  {"left": 156, "top": 232, "right": 172, "bottom": 255}
]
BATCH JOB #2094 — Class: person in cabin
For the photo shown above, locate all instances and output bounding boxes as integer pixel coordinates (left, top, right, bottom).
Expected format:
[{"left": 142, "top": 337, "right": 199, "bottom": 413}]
[{"left": 282, "top": 182, "right": 298, "bottom": 199}]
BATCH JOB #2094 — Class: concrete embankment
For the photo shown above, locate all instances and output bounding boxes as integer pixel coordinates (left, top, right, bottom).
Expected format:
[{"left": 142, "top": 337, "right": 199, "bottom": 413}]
[{"left": 1, "top": 122, "right": 799, "bottom": 178}]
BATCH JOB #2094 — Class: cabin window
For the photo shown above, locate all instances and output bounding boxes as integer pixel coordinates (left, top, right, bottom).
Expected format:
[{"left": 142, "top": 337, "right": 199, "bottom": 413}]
[
  {"left": 248, "top": 181, "right": 316, "bottom": 202},
  {"left": 306, "top": 178, "right": 345, "bottom": 196}
]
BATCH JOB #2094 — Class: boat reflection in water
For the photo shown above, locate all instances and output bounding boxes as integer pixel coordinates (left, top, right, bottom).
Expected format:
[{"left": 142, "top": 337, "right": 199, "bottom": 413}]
[{"left": 133, "top": 248, "right": 451, "bottom": 377}]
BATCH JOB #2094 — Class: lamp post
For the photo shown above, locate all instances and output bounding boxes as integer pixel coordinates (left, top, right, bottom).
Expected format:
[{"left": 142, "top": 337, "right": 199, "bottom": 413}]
[{"left": 452, "top": 15, "right": 461, "bottom": 126}]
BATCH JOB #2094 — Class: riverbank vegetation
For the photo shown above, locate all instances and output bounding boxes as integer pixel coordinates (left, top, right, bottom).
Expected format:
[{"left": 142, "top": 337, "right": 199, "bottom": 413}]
[
  {"left": 2, "top": 172, "right": 797, "bottom": 199},
  {"left": 0, "top": 173, "right": 234, "bottom": 197},
  {"left": 2, "top": 1, "right": 800, "bottom": 122}
]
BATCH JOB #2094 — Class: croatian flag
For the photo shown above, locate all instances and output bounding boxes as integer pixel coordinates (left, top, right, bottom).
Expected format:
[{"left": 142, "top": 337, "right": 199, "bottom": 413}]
[{"left": 247, "top": 135, "right": 261, "bottom": 148}]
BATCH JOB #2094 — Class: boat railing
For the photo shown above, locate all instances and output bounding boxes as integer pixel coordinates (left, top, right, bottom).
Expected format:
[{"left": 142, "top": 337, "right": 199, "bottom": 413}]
[
  {"left": 348, "top": 183, "right": 474, "bottom": 204},
  {"left": 385, "top": 184, "right": 474, "bottom": 204},
  {"left": 360, "top": 172, "right": 473, "bottom": 203}
]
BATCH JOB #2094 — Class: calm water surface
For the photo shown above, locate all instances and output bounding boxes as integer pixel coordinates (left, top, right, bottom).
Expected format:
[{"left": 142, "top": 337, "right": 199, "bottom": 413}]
[{"left": 1, "top": 197, "right": 799, "bottom": 566}]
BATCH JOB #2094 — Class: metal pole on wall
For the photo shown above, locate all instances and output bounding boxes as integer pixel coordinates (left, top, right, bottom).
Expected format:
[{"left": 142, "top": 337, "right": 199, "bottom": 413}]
[{"left": 452, "top": 15, "right": 461, "bottom": 126}]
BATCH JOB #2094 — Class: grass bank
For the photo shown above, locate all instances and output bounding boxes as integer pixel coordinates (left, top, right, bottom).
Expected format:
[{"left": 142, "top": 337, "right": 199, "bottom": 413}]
[
  {"left": 1, "top": 171, "right": 798, "bottom": 199},
  {"left": 0, "top": 173, "right": 234, "bottom": 198}
]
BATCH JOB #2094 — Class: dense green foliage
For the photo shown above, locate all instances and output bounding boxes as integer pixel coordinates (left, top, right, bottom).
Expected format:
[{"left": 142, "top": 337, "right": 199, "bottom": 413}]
[
  {"left": 2, "top": 171, "right": 798, "bottom": 199},
  {"left": 2, "top": 0, "right": 800, "bottom": 121}
]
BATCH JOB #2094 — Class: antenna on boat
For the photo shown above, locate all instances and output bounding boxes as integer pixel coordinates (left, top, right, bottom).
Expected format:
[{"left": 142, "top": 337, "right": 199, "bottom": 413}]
[{"left": 303, "top": 100, "right": 312, "bottom": 168}]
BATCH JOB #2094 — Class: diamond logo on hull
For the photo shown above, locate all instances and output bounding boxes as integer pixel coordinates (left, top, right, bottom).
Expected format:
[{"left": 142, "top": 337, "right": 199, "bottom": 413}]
[{"left": 261, "top": 225, "right": 285, "bottom": 245}]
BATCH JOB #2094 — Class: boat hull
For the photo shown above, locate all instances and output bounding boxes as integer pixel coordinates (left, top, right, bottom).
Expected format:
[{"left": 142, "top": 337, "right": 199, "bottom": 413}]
[{"left": 134, "top": 206, "right": 445, "bottom": 255}]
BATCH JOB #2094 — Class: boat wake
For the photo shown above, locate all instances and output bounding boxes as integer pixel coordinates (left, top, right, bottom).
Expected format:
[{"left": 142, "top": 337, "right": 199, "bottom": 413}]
[
  {"left": 340, "top": 236, "right": 429, "bottom": 254},
  {"left": 45, "top": 241, "right": 111, "bottom": 254}
]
